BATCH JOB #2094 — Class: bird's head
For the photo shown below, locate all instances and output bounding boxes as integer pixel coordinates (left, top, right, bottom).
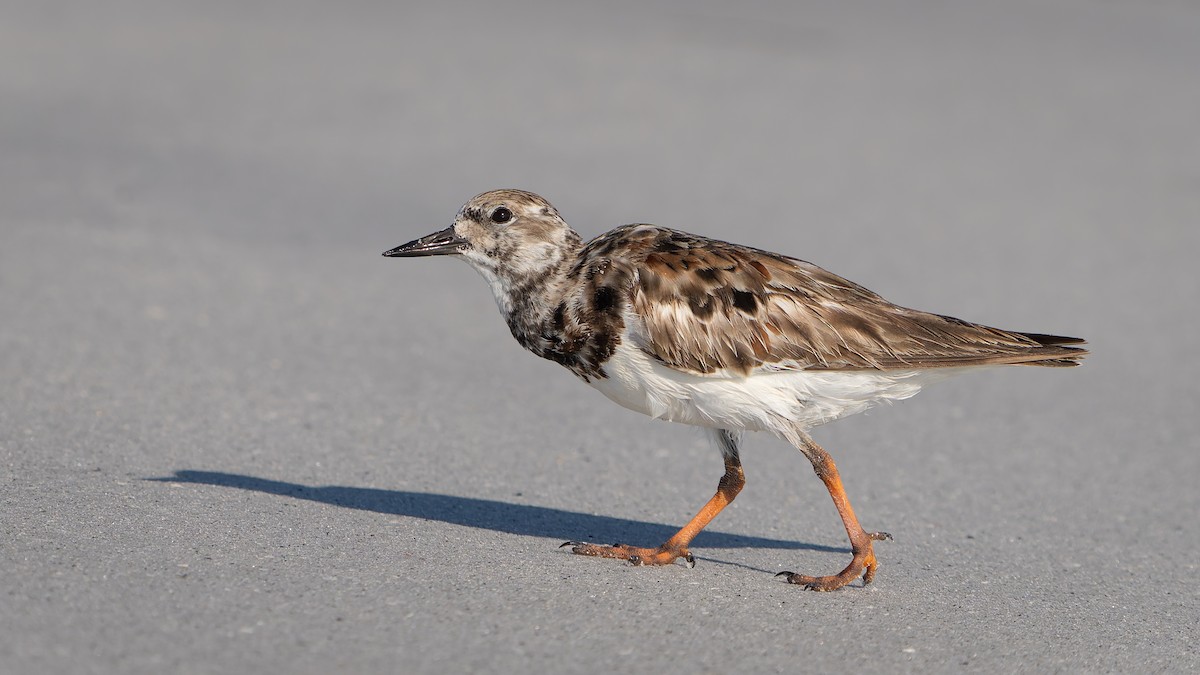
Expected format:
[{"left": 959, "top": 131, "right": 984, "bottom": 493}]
[{"left": 384, "top": 189, "right": 582, "bottom": 306}]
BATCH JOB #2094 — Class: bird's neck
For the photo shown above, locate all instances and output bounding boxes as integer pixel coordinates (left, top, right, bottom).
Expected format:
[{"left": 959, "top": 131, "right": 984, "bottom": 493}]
[{"left": 469, "top": 236, "right": 583, "bottom": 353}]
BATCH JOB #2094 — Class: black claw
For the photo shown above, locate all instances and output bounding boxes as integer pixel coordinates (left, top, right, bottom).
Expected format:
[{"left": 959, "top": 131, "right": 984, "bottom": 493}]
[
  {"left": 775, "top": 571, "right": 794, "bottom": 579},
  {"left": 560, "top": 541, "right": 582, "bottom": 549},
  {"left": 628, "top": 555, "right": 642, "bottom": 565},
  {"left": 684, "top": 553, "right": 696, "bottom": 569}
]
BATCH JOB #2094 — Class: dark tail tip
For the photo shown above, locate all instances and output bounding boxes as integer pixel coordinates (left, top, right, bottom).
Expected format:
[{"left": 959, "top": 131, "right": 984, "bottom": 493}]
[
  {"left": 1020, "top": 332, "right": 1087, "bottom": 347},
  {"left": 1015, "top": 332, "right": 1089, "bottom": 366}
]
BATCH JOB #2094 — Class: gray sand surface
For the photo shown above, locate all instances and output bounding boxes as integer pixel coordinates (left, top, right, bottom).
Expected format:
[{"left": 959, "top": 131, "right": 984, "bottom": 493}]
[{"left": 3, "top": 2, "right": 1197, "bottom": 672}]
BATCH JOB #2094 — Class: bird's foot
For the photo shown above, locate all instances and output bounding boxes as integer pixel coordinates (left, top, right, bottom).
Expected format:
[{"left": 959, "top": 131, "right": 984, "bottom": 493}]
[
  {"left": 560, "top": 541, "right": 695, "bottom": 568},
  {"left": 776, "top": 531, "right": 892, "bottom": 591}
]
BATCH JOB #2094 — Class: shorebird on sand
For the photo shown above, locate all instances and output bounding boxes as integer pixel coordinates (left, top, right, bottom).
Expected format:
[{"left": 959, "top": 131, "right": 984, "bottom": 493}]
[{"left": 384, "top": 189, "right": 1086, "bottom": 590}]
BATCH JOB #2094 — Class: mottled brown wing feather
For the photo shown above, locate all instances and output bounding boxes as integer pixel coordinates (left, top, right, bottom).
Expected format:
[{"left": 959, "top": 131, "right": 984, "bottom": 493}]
[{"left": 603, "top": 226, "right": 1088, "bottom": 376}]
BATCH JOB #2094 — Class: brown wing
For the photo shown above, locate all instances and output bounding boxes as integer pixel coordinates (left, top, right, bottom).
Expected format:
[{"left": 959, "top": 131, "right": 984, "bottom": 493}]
[{"left": 608, "top": 226, "right": 1087, "bottom": 377}]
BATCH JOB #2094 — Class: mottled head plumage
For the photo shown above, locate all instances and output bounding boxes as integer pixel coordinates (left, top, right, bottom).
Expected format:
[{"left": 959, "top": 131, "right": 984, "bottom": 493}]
[
  {"left": 457, "top": 188, "right": 562, "bottom": 224},
  {"left": 437, "top": 190, "right": 582, "bottom": 322},
  {"left": 451, "top": 189, "right": 577, "bottom": 276}
]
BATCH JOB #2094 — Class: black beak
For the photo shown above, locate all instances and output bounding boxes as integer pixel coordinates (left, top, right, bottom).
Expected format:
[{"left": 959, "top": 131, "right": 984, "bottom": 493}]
[{"left": 382, "top": 226, "right": 467, "bottom": 257}]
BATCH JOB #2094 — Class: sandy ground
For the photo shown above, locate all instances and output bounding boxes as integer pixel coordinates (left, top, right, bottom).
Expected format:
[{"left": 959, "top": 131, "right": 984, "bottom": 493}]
[{"left": 3, "top": 1, "right": 1198, "bottom": 672}]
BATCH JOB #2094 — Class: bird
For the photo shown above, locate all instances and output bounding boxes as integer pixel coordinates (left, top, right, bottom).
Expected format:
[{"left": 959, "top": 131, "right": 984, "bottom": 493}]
[{"left": 383, "top": 189, "right": 1087, "bottom": 591}]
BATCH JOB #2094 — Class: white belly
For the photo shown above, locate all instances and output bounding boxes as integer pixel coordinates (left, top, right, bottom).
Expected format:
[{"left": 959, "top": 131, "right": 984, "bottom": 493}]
[{"left": 588, "top": 340, "right": 951, "bottom": 434}]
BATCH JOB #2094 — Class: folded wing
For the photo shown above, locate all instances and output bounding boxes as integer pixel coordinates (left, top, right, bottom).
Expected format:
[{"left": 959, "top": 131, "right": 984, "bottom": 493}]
[{"left": 614, "top": 227, "right": 1087, "bottom": 377}]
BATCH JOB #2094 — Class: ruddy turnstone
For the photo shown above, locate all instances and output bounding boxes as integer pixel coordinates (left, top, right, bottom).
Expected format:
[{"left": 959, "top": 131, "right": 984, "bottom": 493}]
[{"left": 383, "top": 189, "right": 1087, "bottom": 591}]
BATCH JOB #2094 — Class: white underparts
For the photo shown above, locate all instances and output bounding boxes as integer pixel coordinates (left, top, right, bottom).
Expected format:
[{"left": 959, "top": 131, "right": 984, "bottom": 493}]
[{"left": 588, "top": 339, "right": 961, "bottom": 435}]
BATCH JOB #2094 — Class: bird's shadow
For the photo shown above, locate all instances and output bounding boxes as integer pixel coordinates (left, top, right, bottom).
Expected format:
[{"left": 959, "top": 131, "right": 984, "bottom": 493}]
[{"left": 148, "top": 470, "right": 845, "bottom": 554}]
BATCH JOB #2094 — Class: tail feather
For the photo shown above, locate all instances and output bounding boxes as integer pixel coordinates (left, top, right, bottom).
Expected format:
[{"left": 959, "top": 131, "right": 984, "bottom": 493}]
[
  {"left": 1020, "top": 332, "right": 1087, "bottom": 347},
  {"left": 1012, "top": 332, "right": 1088, "bottom": 367}
]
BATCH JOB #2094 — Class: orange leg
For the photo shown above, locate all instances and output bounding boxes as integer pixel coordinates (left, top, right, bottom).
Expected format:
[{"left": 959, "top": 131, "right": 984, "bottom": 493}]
[
  {"left": 565, "top": 429, "right": 744, "bottom": 567},
  {"left": 777, "top": 429, "right": 891, "bottom": 591}
]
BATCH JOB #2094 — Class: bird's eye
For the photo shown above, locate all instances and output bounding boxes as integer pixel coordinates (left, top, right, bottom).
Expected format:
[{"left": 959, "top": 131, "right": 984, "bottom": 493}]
[{"left": 490, "top": 207, "right": 513, "bottom": 224}]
